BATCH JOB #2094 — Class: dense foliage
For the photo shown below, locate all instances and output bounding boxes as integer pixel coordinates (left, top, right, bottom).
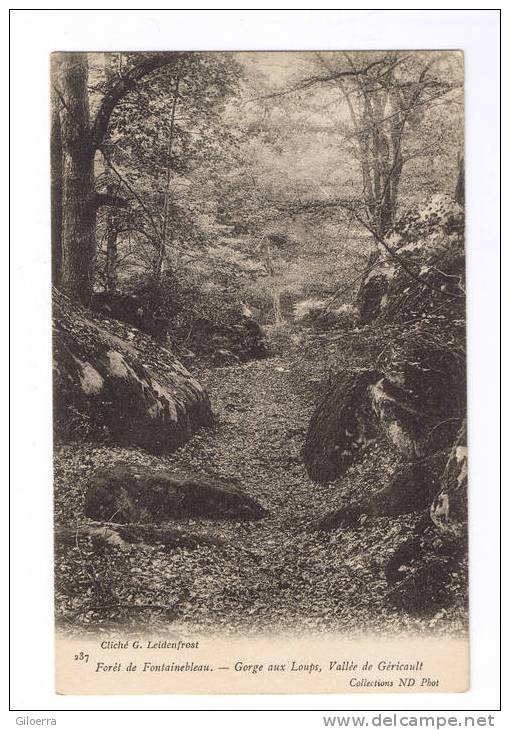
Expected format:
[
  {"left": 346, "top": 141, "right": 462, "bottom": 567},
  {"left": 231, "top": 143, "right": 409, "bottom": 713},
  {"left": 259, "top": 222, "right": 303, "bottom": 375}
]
[{"left": 53, "top": 50, "right": 463, "bottom": 336}]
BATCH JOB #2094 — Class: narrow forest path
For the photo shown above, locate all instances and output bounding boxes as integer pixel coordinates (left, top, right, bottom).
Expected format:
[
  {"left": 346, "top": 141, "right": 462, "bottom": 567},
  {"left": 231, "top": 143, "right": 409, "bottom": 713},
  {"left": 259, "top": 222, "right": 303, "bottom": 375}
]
[
  {"left": 199, "top": 354, "right": 322, "bottom": 528},
  {"left": 55, "top": 350, "right": 445, "bottom": 637},
  {"left": 148, "top": 351, "right": 422, "bottom": 636}
]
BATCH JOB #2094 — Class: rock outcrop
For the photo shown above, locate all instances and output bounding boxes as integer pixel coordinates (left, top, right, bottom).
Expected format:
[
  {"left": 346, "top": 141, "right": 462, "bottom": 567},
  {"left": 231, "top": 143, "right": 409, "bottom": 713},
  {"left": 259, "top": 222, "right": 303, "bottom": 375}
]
[
  {"left": 306, "top": 195, "right": 467, "bottom": 616},
  {"left": 357, "top": 194, "right": 464, "bottom": 324},
  {"left": 84, "top": 463, "right": 268, "bottom": 522},
  {"left": 362, "top": 195, "right": 466, "bottom": 463},
  {"left": 384, "top": 420, "right": 468, "bottom": 614},
  {"left": 207, "top": 310, "right": 270, "bottom": 366},
  {"left": 53, "top": 290, "right": 213, "bottom": 453},
  {"left": 430, "top": 418, "right": 468, "bottom": 531},
  {"left": 318, "top": 457, "right": 442, "bottom": 530},
  {"left": 305, "top": 194, "right": 465, "bottom": 485}
]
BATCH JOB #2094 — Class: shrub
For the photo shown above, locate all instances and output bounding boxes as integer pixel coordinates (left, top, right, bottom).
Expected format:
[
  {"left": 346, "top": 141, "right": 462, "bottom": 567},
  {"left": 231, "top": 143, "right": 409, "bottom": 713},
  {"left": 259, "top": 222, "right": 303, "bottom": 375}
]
[{"left": 123, "top": 268, "right": 269, "bottom": 364}]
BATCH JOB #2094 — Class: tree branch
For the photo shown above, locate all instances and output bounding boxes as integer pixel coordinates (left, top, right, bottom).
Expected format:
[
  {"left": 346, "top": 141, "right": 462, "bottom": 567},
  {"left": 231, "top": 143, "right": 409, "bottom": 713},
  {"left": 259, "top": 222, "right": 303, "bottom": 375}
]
[
  {"left": 253, "top": 58, "right": 394, "bottom": 102},
  {"left": 98, "top": 147, "right": 161, "bottom": 242},
  {"left": 279, "top": 197, "right": 464, "bottom": 300},
  {"left": 94, "top": 192, "right": 129, "bottom": 209}
]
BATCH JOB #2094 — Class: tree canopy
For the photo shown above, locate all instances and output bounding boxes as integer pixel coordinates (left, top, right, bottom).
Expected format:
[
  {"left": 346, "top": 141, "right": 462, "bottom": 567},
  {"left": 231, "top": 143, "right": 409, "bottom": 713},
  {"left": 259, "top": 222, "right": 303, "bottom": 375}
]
[{"left": 51, "top": 50, "right": 463, "bottom": 312}]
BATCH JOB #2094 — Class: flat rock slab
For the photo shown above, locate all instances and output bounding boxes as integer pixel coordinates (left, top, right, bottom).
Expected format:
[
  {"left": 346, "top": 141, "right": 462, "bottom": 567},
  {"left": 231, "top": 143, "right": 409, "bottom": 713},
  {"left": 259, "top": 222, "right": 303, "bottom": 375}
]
[{"left": 84, "top": 463, "right": 268, "bottom": 523}]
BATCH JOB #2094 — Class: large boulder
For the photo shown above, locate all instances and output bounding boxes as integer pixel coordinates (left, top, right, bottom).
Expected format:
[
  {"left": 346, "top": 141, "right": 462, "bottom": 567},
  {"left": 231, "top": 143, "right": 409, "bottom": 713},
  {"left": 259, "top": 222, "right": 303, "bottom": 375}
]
[
  {"left": 363, "top": 197, "right": 466, "bottom": 457},
  {"left": 357, "top": 252, "right": 392, "bottom": 324},
  {"left": 204, "top": 310, "right": 269, "bottom": 365},
  {"left": 53, "top": 290, "right": 212, "bottom": 453},
  {"left": 304, "top": 370, "right": 435, "bottom": 485},
  {"left": 303, "top": 370, "right": 379, "bottom": 483},
  {"left": 317, "top": 457, "right": 442, "bottom": 530},
  {"left": 84, "top": 463, "right": 268, "bottom": 522},
  {"left": 376, "top": 327, "right": 466, "bottom": 451},
  {"left": 367, "top": 379, "right": 422, "bottom": 458},
  {"left": 384, "top": 420, "right": 468, "bottom": 615}
]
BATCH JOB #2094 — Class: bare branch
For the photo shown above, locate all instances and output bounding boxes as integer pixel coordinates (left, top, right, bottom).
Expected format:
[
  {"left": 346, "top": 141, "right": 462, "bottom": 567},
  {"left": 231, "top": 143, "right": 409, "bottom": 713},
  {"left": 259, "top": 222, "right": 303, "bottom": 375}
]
[
  {"left": 278, "top": 197, "right": 464, "bottom": 301},
  {"left": 252, "top": 58, "right": 395, "bottom": 102}
]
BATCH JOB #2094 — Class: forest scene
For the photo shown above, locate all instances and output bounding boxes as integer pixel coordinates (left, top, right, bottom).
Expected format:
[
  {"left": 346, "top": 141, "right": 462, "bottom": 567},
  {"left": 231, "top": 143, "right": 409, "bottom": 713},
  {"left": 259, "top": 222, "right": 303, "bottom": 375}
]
[{"left": 52, "top": 50, "right": 468, "bottom": 637}]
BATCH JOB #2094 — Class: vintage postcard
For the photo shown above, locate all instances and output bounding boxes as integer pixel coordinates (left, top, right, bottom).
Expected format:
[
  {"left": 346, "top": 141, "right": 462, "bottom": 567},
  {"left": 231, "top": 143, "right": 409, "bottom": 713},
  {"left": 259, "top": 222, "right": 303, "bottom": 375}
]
[{"left": 51, "top": 50, "right": 468, "bottom": 694}]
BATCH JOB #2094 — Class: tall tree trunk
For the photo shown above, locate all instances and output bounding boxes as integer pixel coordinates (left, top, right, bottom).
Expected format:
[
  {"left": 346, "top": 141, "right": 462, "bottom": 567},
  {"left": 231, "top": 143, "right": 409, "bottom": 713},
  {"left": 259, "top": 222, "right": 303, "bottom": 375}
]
[
  {"left": 54, "top": 52, "right": 182, "bottom": 305},
  {"left": 381, "top": 86, "right": 405, "bottom": 233},
  {"left": 103, "top": 55, "right": 119, "bottom": 294},
  {"left": 50, "top": 59, "right": 63, "bottom": 287},
  {"left": 105, "top": 234, "right": 118, "bottom": 294},
  {"left": 357, "top": 94, "right": 377, "bottom": 224},
  {"left": 57, "top": 53, "right": 97, "bottom": 305}
]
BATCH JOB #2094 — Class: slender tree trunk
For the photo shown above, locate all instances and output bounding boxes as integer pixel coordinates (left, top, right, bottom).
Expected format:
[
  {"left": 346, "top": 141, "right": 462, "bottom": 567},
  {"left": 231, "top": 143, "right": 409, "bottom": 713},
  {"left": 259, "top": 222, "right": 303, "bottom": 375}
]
[
  {"left": 104, "top": 185, "right": 119, "bottom": 293},
  {"left": 50, "top": 59, "right": 63, "bottom": 286},
  {"left": 261, "top": 240, "right": 283, "bottom": 325},
  {"left": 272, "top": 289, "right": 283, "bottom": 325},
  {"left": 381, "top": 86, "right": 405, "bottom": 232},
  {"left": 157, "top": 77, "right": 180, "bottom": 280},
  {"left": 154, "top": 244, "right": 165, "bottom": 281},
  {"left": 455, "top": 152, "right": 465, "bottom": 207},
  {"left": 368, "top": 92, "right": 383, "bottom": 217},
  {"left": 341, "top": 63, "right": 408, "bottom": 237},
  {"left": 358, "top": 95, "right": 377, "bottom": 224},
  {"left": 103, "top": 55, "right": 119, "bottom": 294},
  {"left": 57, "top": 53, "right": 97, "bottom": 305},
  {"left": 105, "top": 236, "right": 119, "bottom": 293},
  {"left": 334, "top": 58, "right": 376, "bottom": 225}
]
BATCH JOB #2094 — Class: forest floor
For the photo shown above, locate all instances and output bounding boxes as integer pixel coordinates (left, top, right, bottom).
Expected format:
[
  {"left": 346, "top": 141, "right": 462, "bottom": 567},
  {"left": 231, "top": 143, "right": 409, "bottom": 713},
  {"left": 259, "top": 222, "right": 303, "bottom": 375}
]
[{"left": 54, "top": 333, "right": 468, "bottom": 638}]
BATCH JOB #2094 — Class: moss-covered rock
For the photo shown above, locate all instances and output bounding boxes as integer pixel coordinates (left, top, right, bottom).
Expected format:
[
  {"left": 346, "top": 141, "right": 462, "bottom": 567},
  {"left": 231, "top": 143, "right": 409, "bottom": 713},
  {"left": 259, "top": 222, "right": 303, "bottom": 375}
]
[
  {"left": 84, "top": 463, "right": 268, "bottom": 522},
  {"left": 317, "top": 457, "right": 443, "bottom": 530},
  {"left": 303, "top": 370, "right": 379, "bottom": 483},
  {"left": 53, "top": 289, "right": 213, "bottom": 453},
  {"left": 384, "top": 420, "right": 468, "bottom": 615},
  {"left": 358, "top": 194, "right": 465, "bottom": 326},
  {"left": 306, "top": 194, "right": 465, "bottom": 485}
]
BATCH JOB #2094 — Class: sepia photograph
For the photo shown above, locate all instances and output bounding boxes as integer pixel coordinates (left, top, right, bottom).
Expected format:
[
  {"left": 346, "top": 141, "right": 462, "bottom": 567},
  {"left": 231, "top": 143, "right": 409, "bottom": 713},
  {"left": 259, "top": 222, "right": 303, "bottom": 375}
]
[{"left": 50, "top": 49, "right": 469, "bottom": 693}]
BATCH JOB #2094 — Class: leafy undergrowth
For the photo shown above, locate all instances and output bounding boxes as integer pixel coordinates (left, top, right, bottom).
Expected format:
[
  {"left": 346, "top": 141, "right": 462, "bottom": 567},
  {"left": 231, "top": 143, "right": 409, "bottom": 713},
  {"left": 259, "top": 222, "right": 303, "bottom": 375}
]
[{"left": 54, "top": 329, "right": 468, "bottom": 638}]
